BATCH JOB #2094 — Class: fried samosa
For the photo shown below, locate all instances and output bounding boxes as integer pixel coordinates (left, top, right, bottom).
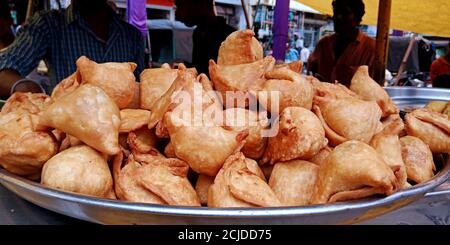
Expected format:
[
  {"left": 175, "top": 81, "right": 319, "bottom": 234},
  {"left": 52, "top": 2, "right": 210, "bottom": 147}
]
[
  {"left": 0, "top": 111, "right": 58, "bottom": 179},
  {"left": 274, "top": 61, "right": 303, "bottom": 73},
  {"left": 39, "top": 84, "right": 121, "bottom": 155},
  {"left": 309, "top": 145, "right": 333, "bottom": 166},
  {"left": 217, "top": 30, "right": 263, "bottom": 66},
  {"left": 269, "top": 160, "right": 318, "bottom": 206},
  {"left": 164, "top": 77, "right": 247, "bottom": 176},
  {"left": 112, "top": 151, "right": 166, "bottom": 204},
  {"left": 311, "top": 140, "right": 398, "bottom": 204},
  {"left": 370, "top": 117, "right": 409, "bottom": 188},
  {"left": 424, "top": 100, "right": 448, "bottom": 114},
  {"left": 313, "top": 96, "right": 382, "bottom": 146},
  {"left": 2, "top": 92, "right": 52, "bottom": 115},
  {"left": 195, "top": 174, "right": 215, "bottom": 205},
  {"left": 126, "top": 82, "right": 141, "bottom": 109},
  {"left": 127, "top": 128, "right": 159, "bottom": 154},
  {"left": 350, "top": 66, "right": 399, "bottom": 117},
  {"left": 76, "top": 56, "right": 136, "bottom": 109},
  {"left": 1, "top": 92, "right": 53, "bottom": 131},
  {"left": 222, "top": 108, "right": 269, "bottom": 159},
  {"left": 400, "top": 136, "right": 436, "bottom": 184},
  {"left": 310, "top": 76, "right": 358, "bottom": 99},
  {"left": 256, "top": 67, "right": 313, "bottom": 113},
  {"left": 209, "top": 56, "right": 275, "bottom": 108},
  {"left": 208, "top": 152, "right": 280, "bottom": 208},
  {"left": 405, "top": 108, "right": 450, "bottom": 153},
  {"left": 51, "top": 71, "right": 81, "bottom": 100},
  {"left": 165, "top": 111, "right": 248, "bottom": 176},
  {"left": 113, "top": 150, "right": 200, "bottom": 206},
  {"left": 140, "top": 65, "right": 179, "bottom": 110},
  {"left": 261, "top": 107, "right": 328, "bottom": 165},
  {"left": 119, "top": 109, "right": 151, "bottom": 133},
  {"left": 41, "top": 145, "right": 115, "bottom": 198},
  {"left": 147, "top": 68, "right": 196, "bottom": 129}
]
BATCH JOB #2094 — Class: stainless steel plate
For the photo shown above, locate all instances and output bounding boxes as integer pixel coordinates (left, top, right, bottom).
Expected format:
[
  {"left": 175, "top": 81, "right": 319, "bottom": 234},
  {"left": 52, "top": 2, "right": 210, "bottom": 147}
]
[
  {"left": 385, "top": 87, "right": 450, "bottom": 110},
  {"left": 0, "top": 87, "right": 449, "bottom": 225}
]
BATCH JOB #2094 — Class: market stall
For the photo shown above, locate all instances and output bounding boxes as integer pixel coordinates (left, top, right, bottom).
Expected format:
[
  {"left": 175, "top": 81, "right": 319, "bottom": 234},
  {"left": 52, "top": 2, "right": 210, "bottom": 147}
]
[{"left": 295, "top": 0, "right": 450, "bottom": 83}]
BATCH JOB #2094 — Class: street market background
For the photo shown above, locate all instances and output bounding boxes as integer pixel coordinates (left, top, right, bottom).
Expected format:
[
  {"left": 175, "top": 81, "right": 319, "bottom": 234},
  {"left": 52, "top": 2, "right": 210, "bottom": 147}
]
[{"left": 296, "top": 0, "right": 450, "bottom": 38}]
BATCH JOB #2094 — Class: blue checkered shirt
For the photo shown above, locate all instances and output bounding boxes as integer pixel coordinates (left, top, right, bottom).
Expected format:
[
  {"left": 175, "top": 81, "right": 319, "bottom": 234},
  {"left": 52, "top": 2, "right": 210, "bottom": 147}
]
[{"left": 0, "top": 5, "right": 145, "bottom": 92}]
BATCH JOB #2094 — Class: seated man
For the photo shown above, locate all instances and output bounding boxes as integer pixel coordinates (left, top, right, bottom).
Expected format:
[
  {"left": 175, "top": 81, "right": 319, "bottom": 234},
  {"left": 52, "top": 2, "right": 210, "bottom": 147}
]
[
  {"left": 308, "top": 0, "right": 375, "bottom": 86},
  {"left": 0, "top": 0, "right": 144, "bottom": 98},
  {"left": 430, "top": 42, "right": 450, "bottom": 88}
]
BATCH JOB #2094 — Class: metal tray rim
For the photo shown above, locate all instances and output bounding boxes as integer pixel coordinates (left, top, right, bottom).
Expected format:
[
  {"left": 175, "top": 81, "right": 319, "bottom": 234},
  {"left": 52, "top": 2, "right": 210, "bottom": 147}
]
[{"left": 1, "top": 156, "right": 449, "bottom": 218}]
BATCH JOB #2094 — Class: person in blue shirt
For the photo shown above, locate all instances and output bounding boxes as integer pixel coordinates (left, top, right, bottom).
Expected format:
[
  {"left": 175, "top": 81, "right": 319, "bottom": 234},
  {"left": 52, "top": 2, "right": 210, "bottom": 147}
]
[
  {"left": 0, "top": 0, "right": 145, "bottom": 98},
  {"left": 285, "top": 42, "right": 300, "bottom": 63}
]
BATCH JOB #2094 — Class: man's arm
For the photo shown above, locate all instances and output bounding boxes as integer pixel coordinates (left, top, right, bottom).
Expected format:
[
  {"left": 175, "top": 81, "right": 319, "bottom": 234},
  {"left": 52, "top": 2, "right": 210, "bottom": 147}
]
[
  {"left": 0, "top": 69, "right": 43, "bottom": 98},
  {"left": 0, "top": 12, "right": 50, "bottom": 97},
  {"left": 0, "top": 69, "right": 21, "bottom": 98}
]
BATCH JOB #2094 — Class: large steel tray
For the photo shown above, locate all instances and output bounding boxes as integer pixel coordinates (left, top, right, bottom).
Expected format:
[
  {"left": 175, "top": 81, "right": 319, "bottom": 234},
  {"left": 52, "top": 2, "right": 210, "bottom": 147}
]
[{"left": 0, "top": 87, "right": 449, "bottom": 225}]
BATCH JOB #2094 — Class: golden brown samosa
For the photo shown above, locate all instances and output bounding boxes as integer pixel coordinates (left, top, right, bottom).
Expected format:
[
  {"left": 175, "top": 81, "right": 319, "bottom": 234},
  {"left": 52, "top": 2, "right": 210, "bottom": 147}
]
[
  {"left": 209, "top": 56, "right": 275, "bottom": 108},
  {"left": 113, "top": 150, "right": 200, "bottom": 206},
  {"left": 313, "top": 96, "right": 382, "bottom": 146},
  {"left": 404, "top": 108, "right": 450, "bottom": 153},
  {"left": 195, "top": 174, "right": 215, "bottom": 205},
  {"left": 51, "top": 71, "right": 81, "bottom": 100},
  {"left": 0, "top": 111, "right": 58, "bottom": 179},
  {"left": 400, "top": 136, "right": 436, "bottom": 184},
  {"left": 269, "top": 160, "right": 318, "bottom": 206},
  {"left": 39, "top": 84, "right": 121, "bottom": 155},
  {"left": 312, "top": 140, "right": 398, "bottom": 204},
  {"left": 370, "top": 117, "right": 409, "bottom": 189},
  {"left": 41, "top": 145, "right": 115, "bottom": 199},
  {"left": 217, "top": 29, "right": 263, "bottom": 66},
  {"left": 222, "top": 108, "right": 269, "bottom": 159},
  {"left": 350, "top": 66, "right": 399, "bottom": 117},
  {"left": 208, "top": 152, "right": 280, "bottom": 208},
  {"left": 261, "top": 107, "right": 328, "bottom": 165},
  {"left": 76, "top": 56, "right": 136, "bottom": 109},
  {"left": 256, "top": 67, "right": 313, "bottom": 113},
  {"left": 139, "top": 65, "right": 179, "bottom": 110},
  {"left": 119, "top": 109, "right": 151, "bottom": 133}
]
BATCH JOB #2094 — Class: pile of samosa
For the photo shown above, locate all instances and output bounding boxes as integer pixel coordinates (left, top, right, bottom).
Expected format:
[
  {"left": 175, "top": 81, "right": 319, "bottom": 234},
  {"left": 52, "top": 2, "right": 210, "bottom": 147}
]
[{"left": 1, "top": 29, "right": 449, "bottom": 208}]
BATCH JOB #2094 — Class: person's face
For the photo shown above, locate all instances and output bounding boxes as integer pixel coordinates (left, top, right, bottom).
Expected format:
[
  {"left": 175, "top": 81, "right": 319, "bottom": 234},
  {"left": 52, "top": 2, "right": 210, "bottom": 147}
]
[
  {"left": 174, "top": 0, "right": 197, "bottom": 27},
  {"left": 333, "top": 6, "right": 358, "bottom": 35},
  {"left": 73, "top": 0, "right": 107, "bottom": 13}
]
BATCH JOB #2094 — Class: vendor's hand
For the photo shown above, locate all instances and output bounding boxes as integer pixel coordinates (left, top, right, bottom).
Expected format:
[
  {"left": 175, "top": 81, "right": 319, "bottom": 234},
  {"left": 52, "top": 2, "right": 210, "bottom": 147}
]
[{"left": 12, "top": 81, "right": 44, "bottom": 94}]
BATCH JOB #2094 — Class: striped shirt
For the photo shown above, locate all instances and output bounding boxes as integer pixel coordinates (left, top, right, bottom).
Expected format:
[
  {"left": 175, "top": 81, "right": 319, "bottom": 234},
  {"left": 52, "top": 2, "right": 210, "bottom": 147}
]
[{"left": 0, "top": 5, "right": 144, "bottom": 92}]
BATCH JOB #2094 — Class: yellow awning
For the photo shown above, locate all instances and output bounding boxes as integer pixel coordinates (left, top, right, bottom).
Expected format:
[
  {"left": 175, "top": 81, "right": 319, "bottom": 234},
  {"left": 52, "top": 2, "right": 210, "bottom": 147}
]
[{"left": 296, "top": 0, "right": 450, "bottom": 38}]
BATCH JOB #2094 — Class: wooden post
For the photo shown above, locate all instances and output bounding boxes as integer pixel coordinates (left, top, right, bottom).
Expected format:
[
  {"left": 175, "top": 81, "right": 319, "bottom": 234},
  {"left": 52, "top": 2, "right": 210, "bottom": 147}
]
[
  {"left": 374, "top": 0, "right": 392, "bottom": 86},
  {"left": 241, "top": 0, "right": 252, "bottom": 30},
  {"left": 26, "top": 0, "right": 33, "bottom": 21}
]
